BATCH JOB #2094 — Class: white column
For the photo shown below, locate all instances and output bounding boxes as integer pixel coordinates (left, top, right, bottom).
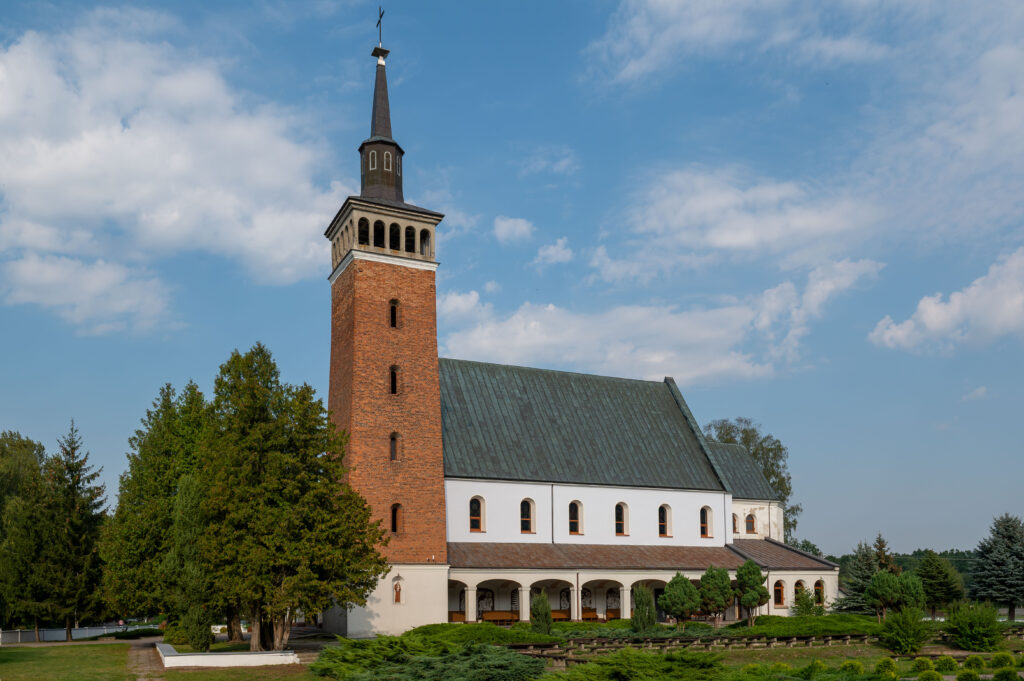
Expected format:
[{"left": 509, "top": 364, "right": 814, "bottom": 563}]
[
  {"left": 570, "top": 587, "right": 580, "bottom": 621},
  {"left": 519, "top": 587, "right": 530, "bottom": 622},
  {"left": 620, "top": 586, "right": 631, "bottom": 619},
  {"left": 466, "top": 587, "right": 477, "bottom": 623}
]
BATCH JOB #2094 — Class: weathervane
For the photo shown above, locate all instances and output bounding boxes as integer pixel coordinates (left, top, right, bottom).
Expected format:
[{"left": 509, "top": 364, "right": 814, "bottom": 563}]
[{"left": 377, "top": 6, "right": 385, "bottom": 47}]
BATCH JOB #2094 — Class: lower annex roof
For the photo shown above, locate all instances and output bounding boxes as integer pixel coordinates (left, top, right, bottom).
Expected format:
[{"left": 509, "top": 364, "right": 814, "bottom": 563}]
[{"left": 448, "top": 539, "right": 836, "bottom": 572}]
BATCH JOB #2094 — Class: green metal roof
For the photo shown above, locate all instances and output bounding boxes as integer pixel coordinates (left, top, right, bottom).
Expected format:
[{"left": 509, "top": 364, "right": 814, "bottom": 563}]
[
  {"left": 704, "top": 442, "right": 779, "bottom": 500},
  {"left": 438, "top": 359, "right": 725, "bottom": 491}
]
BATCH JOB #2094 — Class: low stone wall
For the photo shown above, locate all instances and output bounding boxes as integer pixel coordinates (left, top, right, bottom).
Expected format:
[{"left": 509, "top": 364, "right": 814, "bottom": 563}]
[{"left": 156, "top": 642, "right": 300, "bottom": 668}]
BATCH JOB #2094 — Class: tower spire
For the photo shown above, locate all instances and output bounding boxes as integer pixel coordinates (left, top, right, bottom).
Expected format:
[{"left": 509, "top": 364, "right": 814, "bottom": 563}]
[{"left": 360, "top": 40, "right": 404, "bottom": 201}]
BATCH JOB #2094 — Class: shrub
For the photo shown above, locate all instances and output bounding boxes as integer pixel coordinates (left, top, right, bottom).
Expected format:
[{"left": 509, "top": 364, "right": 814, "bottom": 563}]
[
  {"left": 991, "top": 653, "right": 1016, "bottom": 669},
  {"left": 797, "top": 659, "right": 828, "bottom": 679},
  {"left": 181, "top": 607, "right": 213, "bottom": 653},
  {"left": 557, "top": 649, "right": 722, "bottom": 681},
  {"left": 993, "top": 670, "right": 1020, "bottom": 681},
  {"left": 840, "top": 660, "right": 864, "bottom": 674},
  {"left": 875, "top": 658, "right": 898, "bottom": 675},
  {"left": 404, "top": 622, "right": 558, "bottom": 646},
  {"left": 914, "top": 658, "right": 936, "bottom": 672},
  {"left": 723, "top": 614, "right": 881, "bottom": 637},
  {"left": 771, "top": 662, "right": 794, "bottom": 673},
  {"left": 742, "top": 663, "right": 762, "bottom": 674},
  {"left": 346, "top": 643, "right": 544, "bottom": 681},
  {"left": 957, "top": 671, "right": 981, "bottom": 681},
  {"left": 881, "top": 608, "right": 932, "bottom": 654},
  {"left": 631, "top": 585, "right": 657, "bottom": 632},
  {"left": 530, "top": 593, "right": 552, "bottom": 636},
  {"left": 919, "top": 672, "right": 942, "bottom": 681},
  {"left": 935, "top": 656, "right": 959, "bottom": 672},
  {"left": 162, "top": 623, "right": 189, "bottom": 646},
  {"left": 1018, "top": 654, "right": 1024, "bottom": 668},
  {"left": 792, "top": 587, "right": 826, "bottom": 617},
  {"left": 963, "top": 656, "right": 985, "bottom": 670},
  {"left": 946, "top": 602, "right": 1003, "bottom": 652}
]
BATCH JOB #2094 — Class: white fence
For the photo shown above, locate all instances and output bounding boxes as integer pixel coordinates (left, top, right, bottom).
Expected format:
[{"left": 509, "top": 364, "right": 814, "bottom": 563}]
[{"left": 0, "top": 624, "right": 153, "bottom": 644}]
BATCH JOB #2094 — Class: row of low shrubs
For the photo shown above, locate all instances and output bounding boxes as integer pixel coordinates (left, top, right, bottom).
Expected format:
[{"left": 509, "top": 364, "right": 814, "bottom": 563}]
[{"left": 911, "top": 652, "right": 1022, "bottom": 672}]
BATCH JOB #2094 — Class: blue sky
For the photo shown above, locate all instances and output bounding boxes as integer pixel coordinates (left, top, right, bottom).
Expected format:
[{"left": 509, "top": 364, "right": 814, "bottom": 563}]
[{"left": 1, "top": 1, "right": 1022, "bottom": 556}]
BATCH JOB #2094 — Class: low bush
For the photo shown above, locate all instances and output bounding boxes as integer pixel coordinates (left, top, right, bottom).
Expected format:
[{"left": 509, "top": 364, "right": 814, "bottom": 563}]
[
  {"left": 1019, "top": 655, "right": 1024, "bottom": 668},
  {"left": 741, "top": 663, "right": 761, "bottom": 674},
  {"left": 796, "top": 659, "right": 828, "bottom": 679},
  {"left": 963, "top": 656, "right": 985, "bottom": 670},
  {"left": 162, "top": 623, "right": 189, "bottom": 646},
  {"left": 181, "top": 607, "right": 213, "bottom": 653},
  {"left": 990, "top": 653, "right": 1016, "bottom": 669},
  {"left": 935, "top": 656, "right": 959, "bottom": 672},
  {"left": 771, "top": 662, "right": 794, "bottom": 673},
  {"left": 875, "top": 658, "right": 898, "bottom": 675},
  {"left": 723, "top": 614, "right": 881, "bottom": 638},
  {"left": 839, "top": 660, "right": 864, "bottom": 675},
  {"left": 993, "top": 670, "right": 1019, "bottom": 681},
  {"left": 881, "top": 608, "right": 932, "bottom": 654},
  {"left": 403, "top": 623, "right": 559, "bottom": 646},
  {"left": 919, "top": 671, "right": 942, "bottom": 681},
  {"left": 956, "top": 670, "right": 981, "bottom": 681},
  {"left": 946, "top": 603, "right": 1003, "bottom": 652},
  {"left": 556, "top": 649, "right": 723, "bottom": 681},
  {"left": 914, "top": 658, "right": 935, "bottom": 672}
]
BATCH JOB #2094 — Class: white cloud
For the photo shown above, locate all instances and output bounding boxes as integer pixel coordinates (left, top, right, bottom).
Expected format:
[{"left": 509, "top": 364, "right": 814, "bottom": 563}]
[
  {"left": 533, "top": 237, "right": 574, "bottom": 267},
  {"left": 0, "top": 10, "right": 350, "bottom": 332},
  {"left": 585, "top": 0, "right": 891, "bottom": 84},
  {"left": 518, "top": 146, "right": 580, "bottom": 176},
  {"left": 493, "top": 216, "right": 535, "bottom": 244},
  {"left": 484, "top": 280, "right": 502, "bottom": 294},
  {"left": 961, "top": 386, "right": 987, "bottom": 402},
  {"left": 441, "top": 260, "right": 875, "bottom": 385},
  {"left": 870, "top": 248, "right": 1024, "bottom": 352},
  {"left": 1, "top": 253, "right": 171, "bottom": 334}
]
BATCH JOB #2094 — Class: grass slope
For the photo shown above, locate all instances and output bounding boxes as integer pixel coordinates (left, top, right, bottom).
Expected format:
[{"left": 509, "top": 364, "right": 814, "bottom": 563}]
[{"left": 0, "top": 643, "right": 132, "bottom": 681}]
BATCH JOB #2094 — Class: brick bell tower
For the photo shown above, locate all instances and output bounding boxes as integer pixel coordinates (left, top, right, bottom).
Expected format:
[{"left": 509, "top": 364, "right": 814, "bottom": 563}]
[{"left": 324, "top": 41, "right": 447, "bottom": 581}]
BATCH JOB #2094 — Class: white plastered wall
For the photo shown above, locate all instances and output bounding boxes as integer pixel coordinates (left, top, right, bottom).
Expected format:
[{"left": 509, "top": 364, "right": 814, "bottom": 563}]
[
  {"left": 761, "top": 569, "right": 841, "bottom": 616},
  {"left": 731, "top": 499, "right": 783, "bottom": 540},
  {"left": 323, "top": 564, "right": 448, "bottom": 638},
  {"left": 445, "top": 478, "right": 731, "bottom": 547}
]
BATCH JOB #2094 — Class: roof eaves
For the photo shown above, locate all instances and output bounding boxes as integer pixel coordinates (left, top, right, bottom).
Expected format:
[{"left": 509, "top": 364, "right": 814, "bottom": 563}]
[
  {"left": 663, "top": 377, "right": 731, "bottom": 494},
  {"left": 764, "top": 537, "right": 840, "bottom": 569}
]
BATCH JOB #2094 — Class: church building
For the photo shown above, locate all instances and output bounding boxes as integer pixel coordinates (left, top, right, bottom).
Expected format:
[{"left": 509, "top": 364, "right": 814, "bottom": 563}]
[{"left": 322, "top": 42, "right": 839, "bottom": 638}]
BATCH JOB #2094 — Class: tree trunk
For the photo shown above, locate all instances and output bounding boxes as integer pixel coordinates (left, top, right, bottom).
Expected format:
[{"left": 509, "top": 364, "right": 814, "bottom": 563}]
[
  {"left": 226, "top": 606, "right": 243, "bottom": 642},
  {"left": 930, "top": 606, "right": 936, "bottom": 620},
  {"left": 65, "top": 615, "right": 73, "bottom": 641},
  {"left": 271, "top": 608, "right": 292, "bottom": 650},
  {"left": 1009, "top": 604, "right": 1016, "bottom": 622},
  {"left": 259, "top": 616, "right": 275, "bottom": 651},
  {"left": 34, "top": 618, "right": 40, "bottom": 643},
  {"left": 249, "top": 604, "right": 263, "bottom": 652}
]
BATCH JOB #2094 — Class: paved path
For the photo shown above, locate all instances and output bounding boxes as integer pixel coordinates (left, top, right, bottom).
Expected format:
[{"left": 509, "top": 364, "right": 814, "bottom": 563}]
[{"left": 127, "top": 639, "right": 165, "bottom": 681}]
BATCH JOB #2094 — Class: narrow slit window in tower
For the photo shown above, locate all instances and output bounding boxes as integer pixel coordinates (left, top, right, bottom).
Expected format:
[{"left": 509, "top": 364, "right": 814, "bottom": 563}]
[
  {"left": 389, "top": 300, "right": 399, "bottom": 328},
  {"left": 405, "top": 226, "right": 415, "bottom": 253},
  {"left": 358, "top": 219, "right": 369, "bottom": 245},
  {"left": 419, "top": 229, "right": 431, "bottom": 256},
  {"left": 389, "top": 223, "right": 401, "bottom": 250},
  {"left": 389, "top": 366, "right": 398, "bottom": 395}
]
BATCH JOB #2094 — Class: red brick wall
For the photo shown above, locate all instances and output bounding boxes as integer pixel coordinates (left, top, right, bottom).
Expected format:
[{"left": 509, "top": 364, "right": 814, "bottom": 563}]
[{"left": 329, "top": 258, "right": 448, "bottom": 564}]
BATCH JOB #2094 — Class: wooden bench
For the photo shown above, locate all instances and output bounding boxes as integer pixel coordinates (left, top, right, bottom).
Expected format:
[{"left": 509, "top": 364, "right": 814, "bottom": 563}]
[
  {"left": 552, "top": 609, "right": 570, "bottom": 621},
  {"left": 448, "top": 611, "right": 465, "bottom": 623},
  {"left": 481, "top": 610, "right": 519, "bottom": 625},
  {"left": 606, "top": 609, "right": 621, "bottom": 620},
  {"left": 582, "top": 608, "right": 600, "bottom": 621}
]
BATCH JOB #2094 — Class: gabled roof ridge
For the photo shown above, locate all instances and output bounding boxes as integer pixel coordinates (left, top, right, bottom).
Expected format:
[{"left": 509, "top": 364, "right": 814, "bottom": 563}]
[
  {"left": 438, "top": 357, "right": 669, "bottom": 386},
  {"left": 726, "top": 540, "right": 767, "bottom": 568},
  {"left": 762, "top": 537, "right": 840, "bottom": 568},
  {"left": 663, "top": 377, "right": 731, "bottom": 495}
]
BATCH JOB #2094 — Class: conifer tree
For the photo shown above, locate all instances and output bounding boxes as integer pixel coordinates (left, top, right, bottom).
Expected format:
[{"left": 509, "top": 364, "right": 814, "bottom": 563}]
[
  {"left": 200, "top": 344, "right": 388, "bottom": 650},
  {"left": 834, "top": 540, "right": 878, "bottom": 613},
  {"left": 735, "top": 560, "right": 770, "bottom": 626},
  {"left": 0, "top": 432, "right": 47, "bottom": 630},
  {"left": 0, "top": 452, "right": 52, "bottom": 636},
  {"left": 164, "top": 474, "right": 213, "bottom": 651},
  {"left": 45, "top": 422, "right": 107, "bottom": 640},
  {"left": 699, "top": 565, "right": 735, "bottom": 627},
  {"left": 659, "top": 572, "right": 701, "bottom": 627},
  {"left": 972, "top": 514, "right": 1024, "bottom": 621},
  {"left": 916, "top": 550, "right": 964, "bottom": 619},
  {"left": 874, "top": 533, "right": 901, "bottom": 574}
]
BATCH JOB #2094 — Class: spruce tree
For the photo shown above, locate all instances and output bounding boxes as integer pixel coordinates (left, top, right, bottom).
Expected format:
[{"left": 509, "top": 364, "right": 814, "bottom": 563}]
[
  {"left": 45, "top": 422, "right": 107, "bottom": 640},
  {"left": 972, "top": 514, "right": 1024, "bottom": 621},
  {"left": 917, "top": 550, "right": 964, "bottom": 618},
  {"left": 874, "top": 533, "right": 901, "bottom": 574},
  {"left": 834, "top": 540, "right": 878, "bottom": 613}
]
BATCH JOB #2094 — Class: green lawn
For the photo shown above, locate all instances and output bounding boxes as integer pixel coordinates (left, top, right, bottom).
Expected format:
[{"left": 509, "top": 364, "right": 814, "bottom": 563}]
[
  {"left": 164, "top": 666, "right": 312, "bottom": 681},
  {"left": 0, "top": 643, "right": 133, "bottom": 681}
]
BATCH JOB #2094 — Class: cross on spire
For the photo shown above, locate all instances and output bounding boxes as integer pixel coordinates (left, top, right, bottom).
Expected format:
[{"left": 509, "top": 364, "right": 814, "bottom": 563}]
[{"left": 376, "top": 6, "right": 384, "bottom": 47}]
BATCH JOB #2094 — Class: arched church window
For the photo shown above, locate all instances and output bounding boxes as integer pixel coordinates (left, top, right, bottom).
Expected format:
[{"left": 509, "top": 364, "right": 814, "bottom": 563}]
[
  {"left": 369, "top": 150, "right": 377, "bottom": 170},
  {"left": 700, "top": 506, "right": 712, "bottom": 538},
  {"left": 390, "top": 503, "right": 401, "bottom": 533},
  {"left": 389, "top": 300, "right": 399, "bottom": 328},
  {"left": 795, "top": 581, "right": 806, "bottom": 597},
  {"left": 510, "top": 589, "right": 519, "bottom": 612},
  {"left": 389, "top": 223, "right": 401, "bottom": 250},
  {"left": 389, "top": 433, "right": 400, "bottom": 461},
  {"left": 358, "top": 218, "right": 369, "bottom": 245},
  {"left": 469, "top": 497, "right": 484, "bottom": 532},
  {"left": 384, "top": 151, "right": 392, "bottom": 171},
  {"left": 814, "top": 580, "right": 825, "bottom": 605},
  {"left": 615, "top": 502, "right": 628, "bottom": 536},
  {"left": 746, "top": 514, "right": 756, "bottom": 534},
  {"left": 477, "top": 588, "right": 494, "bottom": 613},
  {"left": 520, "top": 499, "right": 534, "bottom": 533},
  {"left": 774, "top": 580, "right": 785, "bottom": 606},
  {"left": 568, "top": 501, "right": 582, "bottom": 535},
  {"left": 419, "top": 229, "right": 431, "bottom": 256},
  {"left": 405, "top": 226, "right": 415, "bottom": 253},
  {"left": 374, "top": 221, "right": 385, "bottom": 248},
  {"left": 658, "top": 505, "right": 671, "bottom": 537},
  {"left": 389, "top": 366, "right": 399, "bottom": 395}
]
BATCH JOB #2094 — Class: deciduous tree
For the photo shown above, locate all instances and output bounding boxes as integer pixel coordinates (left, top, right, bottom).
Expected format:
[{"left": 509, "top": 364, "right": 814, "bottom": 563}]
[
  {"left": 735, "top": 560, "right": 770, "bottom": 626},
  {"left": 704, "top": 417, "right": 801, "bottom": 539}
]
